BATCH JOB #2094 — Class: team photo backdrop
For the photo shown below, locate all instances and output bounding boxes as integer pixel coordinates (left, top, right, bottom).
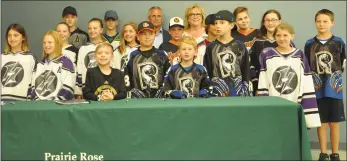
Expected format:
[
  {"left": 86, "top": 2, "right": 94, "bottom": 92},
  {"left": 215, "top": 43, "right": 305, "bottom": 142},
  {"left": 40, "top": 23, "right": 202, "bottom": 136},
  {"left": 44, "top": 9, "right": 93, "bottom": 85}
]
[{"left": 1, "top": 0, "right": 346, "bottom": 148}]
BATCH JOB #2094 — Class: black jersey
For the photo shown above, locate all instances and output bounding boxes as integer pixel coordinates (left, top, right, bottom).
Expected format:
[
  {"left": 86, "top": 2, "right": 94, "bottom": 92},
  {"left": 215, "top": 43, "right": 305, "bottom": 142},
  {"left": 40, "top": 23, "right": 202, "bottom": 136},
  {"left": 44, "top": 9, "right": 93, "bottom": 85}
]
[
  {"left": 83, "top": 67, "right": 126, "bottom": 101},
  {"left": 163, "top": 63, "right": 211, "bottom": 97},
  {"left": 231, "top": 28, "right": 262, "bottom": 51},
  {"left": 125, "top": 47, "right": 171, "bottom": 98},
  {"left": 203, "top": 39, "right": 251, "bottom": 96},
  {"left": 68, "top": 28, "right": 89, "bottom": 49},
  {"left": 159, "top": 40, "right": 179, "bottom": 65}
]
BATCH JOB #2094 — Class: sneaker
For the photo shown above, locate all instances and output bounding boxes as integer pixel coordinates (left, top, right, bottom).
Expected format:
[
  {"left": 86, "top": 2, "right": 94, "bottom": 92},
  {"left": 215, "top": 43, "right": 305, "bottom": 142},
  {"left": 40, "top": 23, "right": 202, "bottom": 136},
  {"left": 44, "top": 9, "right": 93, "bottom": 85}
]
[
  {"left": 319, "top": 153, "right": 330, "bottom": 161},
  {"left": 330, "top": 153, "right": 340, "bottom": 161}
]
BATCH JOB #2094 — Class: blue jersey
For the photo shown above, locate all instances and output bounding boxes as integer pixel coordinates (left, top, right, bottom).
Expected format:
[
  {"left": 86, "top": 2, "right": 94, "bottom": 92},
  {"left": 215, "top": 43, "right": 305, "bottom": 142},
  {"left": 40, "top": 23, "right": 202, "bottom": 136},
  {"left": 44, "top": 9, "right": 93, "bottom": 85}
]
[{"left": 304, "top": 35, "right": 346, "bottom": 100}]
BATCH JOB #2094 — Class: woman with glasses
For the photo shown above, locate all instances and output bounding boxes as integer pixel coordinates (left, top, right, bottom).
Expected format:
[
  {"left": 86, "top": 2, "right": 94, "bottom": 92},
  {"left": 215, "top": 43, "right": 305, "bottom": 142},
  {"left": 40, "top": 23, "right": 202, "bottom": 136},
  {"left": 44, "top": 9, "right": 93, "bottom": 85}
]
[
  {"left": 249, "top": 9, "right": 295, "bottom": 96},
  {"left": 182, "top": 4, "right": 208, "bottom": 65}
]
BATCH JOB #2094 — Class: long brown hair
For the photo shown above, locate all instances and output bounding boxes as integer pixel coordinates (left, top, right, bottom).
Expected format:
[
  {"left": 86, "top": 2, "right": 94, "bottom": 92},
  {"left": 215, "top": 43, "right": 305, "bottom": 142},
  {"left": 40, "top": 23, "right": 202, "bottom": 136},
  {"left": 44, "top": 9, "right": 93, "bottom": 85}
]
[
  {"left": 4, "top": 23, "right": 29, "bottom": 53},
  {"left": 259, "top": 9, "right": 282, "bottom": 37},
  {"left": 118, "top": 22, "right": 138, "bottom": 55},
  {"left": 42, "top": 30, "right": 62, "bottom": 60}
]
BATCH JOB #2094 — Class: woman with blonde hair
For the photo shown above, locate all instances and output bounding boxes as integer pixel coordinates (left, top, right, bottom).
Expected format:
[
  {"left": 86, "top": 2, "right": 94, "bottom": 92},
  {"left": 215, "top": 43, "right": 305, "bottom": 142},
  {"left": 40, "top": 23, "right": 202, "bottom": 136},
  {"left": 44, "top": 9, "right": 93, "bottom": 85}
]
[
  {"left": 182, "top": 4, "right": 208, "bottom": 65},
  {"left": 30, "top": 30, "right": 76, "bottom": 100},
  {"left": 111, "top": 22, "right": 140, "bottom": 71},
  {"left": 1, "top": 23, "right": 37, "bottom": 101}
]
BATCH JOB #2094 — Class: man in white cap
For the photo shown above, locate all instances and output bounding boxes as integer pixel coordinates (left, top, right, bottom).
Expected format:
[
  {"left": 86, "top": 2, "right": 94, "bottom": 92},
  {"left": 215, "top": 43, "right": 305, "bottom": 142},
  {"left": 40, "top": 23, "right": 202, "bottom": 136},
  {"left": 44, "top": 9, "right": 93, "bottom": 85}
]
[
  {"left": 159, "top": 16, "right": 184, "bottom": 65},
  {"left": 103, "top": 10, "right": 121, "bottom": 50}
]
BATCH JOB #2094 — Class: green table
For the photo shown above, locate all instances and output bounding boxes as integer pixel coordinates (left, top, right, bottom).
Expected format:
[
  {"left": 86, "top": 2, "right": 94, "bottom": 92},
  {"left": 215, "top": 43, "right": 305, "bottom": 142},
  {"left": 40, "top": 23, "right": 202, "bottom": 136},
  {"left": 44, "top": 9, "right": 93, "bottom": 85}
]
[{"left": 1, "top": 97, "right": 312, "bottom": 160}]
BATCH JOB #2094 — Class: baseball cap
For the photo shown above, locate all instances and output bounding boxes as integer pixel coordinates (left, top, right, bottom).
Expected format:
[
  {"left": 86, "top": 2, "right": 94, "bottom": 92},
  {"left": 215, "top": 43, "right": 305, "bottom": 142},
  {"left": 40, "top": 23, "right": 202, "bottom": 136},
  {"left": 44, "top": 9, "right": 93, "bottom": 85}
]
[
  {"left": 137, "top": 21, "right": 155, "bottom": 33},
  {"left": 62, "top": 6, "right": 77, "bottom": 17},
  {"left": 205, "top": 14, "right": 216, "bottom": 25},
  {"left": 104, "top": 10, "right": 118, "bottom": 20},
  {"left": 169, "top": 17, "right": 184, "bottom": 28},
  {"left": 215, "top": 10, "right": 234, "bottom": 22}
]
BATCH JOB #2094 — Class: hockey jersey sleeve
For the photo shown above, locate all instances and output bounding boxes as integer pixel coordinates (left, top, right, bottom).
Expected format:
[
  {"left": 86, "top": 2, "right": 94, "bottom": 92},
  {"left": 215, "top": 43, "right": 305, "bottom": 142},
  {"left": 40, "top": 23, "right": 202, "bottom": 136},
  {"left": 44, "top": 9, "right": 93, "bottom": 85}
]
[
  {"left": 163, "top": 66, "right": 175, "bottom": 93},
  {"left": 257, "top": 49, "right": 270, "bottom": 96},
  {"left": 249, "top": 40, "right": 260, "bottom": 96},
  {"left": 75, "top": 47, "right": 84, "bottom": 95},
  {"left": 298, "top": 51, "right": 321, "bottom": 128},
  {"left": 27, "top": 53, "right": 38, "bottom": 100},
  {"left": 83, "top": 69, "right": 98, "bottom": 101},
  {"left": 56, "top": 57, "right": 76, "bottom": 100},
  {"left": 199, "top": 66, "right": 212, "bottom": 91},
  {"left": 341, "top": 39, "right": 346, "bottom": 72},
  {"left": 240, "top": 43, "right": 252, "bottom": 96},
  {"left": 203, "top": 44, "right": 213, "bottom": 78}
]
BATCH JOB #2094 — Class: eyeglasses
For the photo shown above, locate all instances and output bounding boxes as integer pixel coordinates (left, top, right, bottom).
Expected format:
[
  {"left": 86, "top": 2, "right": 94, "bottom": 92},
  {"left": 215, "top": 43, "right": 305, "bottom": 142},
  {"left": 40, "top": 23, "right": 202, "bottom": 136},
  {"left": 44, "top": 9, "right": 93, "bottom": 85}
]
[
  {"left": 264, "top": 19, "right": 279, "bottom": 23},
  {"left": 189, "top": 13, "right": 202, "bottom": 17}
]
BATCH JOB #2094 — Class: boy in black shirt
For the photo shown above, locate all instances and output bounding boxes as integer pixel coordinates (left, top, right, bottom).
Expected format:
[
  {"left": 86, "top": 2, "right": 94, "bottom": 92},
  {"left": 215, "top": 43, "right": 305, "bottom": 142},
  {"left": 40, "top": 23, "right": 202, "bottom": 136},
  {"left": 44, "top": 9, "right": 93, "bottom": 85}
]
[{"left": 83, "top": 42, "right": 126, "bottom": 101}]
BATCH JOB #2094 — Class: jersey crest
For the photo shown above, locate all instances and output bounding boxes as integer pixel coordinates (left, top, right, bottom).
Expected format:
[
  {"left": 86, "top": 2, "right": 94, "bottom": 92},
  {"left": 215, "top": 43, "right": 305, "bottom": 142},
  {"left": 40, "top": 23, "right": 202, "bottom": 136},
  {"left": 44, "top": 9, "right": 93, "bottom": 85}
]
[
  {"left": 315, "top": 51, "right": 333, "bottom": 74},
  {"left": 84, "top": 51, "right": 98, "bottom": 68},
  {"left": 272, "top": 66, "right": 298, "bottom": 94},
  {"left": 1, "top": 61, "right": 24, "bottom": 87},
  {"left": 35, "top": 70, "right": 58, "bottom": 97},
  {"left": 179, "top": 76, "right": 195, "bottom": 97},
  {"left": 137, "top": 62, "right": 159, "bottom": 90},
  {"left": 217, "top": 50, "right": 236, "bottom": 78}
]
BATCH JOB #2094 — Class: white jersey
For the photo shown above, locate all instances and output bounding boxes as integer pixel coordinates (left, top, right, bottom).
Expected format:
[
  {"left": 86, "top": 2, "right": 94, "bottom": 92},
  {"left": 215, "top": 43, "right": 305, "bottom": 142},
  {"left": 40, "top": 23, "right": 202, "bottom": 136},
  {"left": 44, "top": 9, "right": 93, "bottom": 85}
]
[
  {"left": 1, "top": 51, "right": 37, "bottom": 100},
  {"left": 62, "top": 45, "right": 78, "bottom": 65},
  {"left": 31, "top": 56, "right": 76, "bottom": 100},
  {"left": 75, "top": 42, "right": 103, "bottom": 95},
  {"left": 111, "top": 45, "right": 139, "bottom": 71},
  {"left": 257, "top": 48, "right": 321, "bottom": 128}
]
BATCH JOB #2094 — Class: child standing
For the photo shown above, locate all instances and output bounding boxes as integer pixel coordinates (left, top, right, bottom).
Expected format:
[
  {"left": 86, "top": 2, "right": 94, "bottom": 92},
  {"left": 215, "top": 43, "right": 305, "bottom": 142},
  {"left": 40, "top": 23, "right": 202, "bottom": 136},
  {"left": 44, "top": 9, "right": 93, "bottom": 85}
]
[
  {"left": 164, "top": 36, "right": 211, "bottom": 98},
  {"left": 159, "top": 16, "right": 185, "bottom": 66},
  {"left": 75, "top": 18, "right": 106, "bottom": 98},
  {"left": 56, "top": 22, "right": 78, "bottom": 65},
  {"left": 31, "top": 31, "right": 75, "bottom": 100},
  {"left": 257, "top": 23, "right": 321, "bottom": 129},
  {"left": 125, "top": 21, "right": 170, "bottom": 98},
  {"left": 103, "top": 10, "right": 121, "bottom": 50},
  {"left": 111, "top": 22, "right": 139, "bottom": 71},
  {"left": 204, "top": 10, "right": 251, "bottom": 96},
  {"left": 1, "top": 24, "right": 37, "bottom": 101},
  {"left": 83, "top": 42, "right": 126, "bottom": 101},
  {"left": 304, "top": 9, "right": 346, "bottom": 161}
]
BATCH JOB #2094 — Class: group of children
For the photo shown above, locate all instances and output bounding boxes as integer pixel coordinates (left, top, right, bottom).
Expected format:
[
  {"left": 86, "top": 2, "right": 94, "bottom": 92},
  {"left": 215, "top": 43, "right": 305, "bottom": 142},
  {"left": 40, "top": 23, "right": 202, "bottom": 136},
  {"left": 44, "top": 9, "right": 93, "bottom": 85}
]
[{"left": 1, "top": 5, "right": 345, "bottom": 161}]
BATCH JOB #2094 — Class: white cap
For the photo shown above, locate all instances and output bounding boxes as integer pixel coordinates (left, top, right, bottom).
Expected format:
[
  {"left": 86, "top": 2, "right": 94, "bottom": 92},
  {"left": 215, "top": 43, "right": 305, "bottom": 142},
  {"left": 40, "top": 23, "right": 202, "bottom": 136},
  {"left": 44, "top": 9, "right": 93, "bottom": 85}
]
[{"left": 169, "top": 17, "right": 184, "bottom": 28}]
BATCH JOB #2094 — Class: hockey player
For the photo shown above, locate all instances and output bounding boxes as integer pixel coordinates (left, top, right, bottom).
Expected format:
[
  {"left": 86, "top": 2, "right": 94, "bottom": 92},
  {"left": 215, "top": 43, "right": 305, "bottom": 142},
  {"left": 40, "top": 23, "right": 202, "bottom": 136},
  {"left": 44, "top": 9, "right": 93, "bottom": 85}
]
[
  {"left": 103, "top": 10, "right": 121, "bottom": 50},
  {"left": 83, "top": 42, "right": 126, "bottom": 101},
  {"left": 125, "top": 21, "right": 170, "bottom": 98},
  {"left": 304, "top": 9, "right": 346, "bottom": 161},
  {"left": 204, "top": 10, "right": 251, "bottom": 97},
  {"left": 1, "top": 23, "right": 37, "bottom": 101},
  {"left": 232, "top": 7, "right": 261, "bottom": 51},
  {"left": 159, "top": 16, "right": 185, "bottom": 66},
  {"left": 61, "top": 6, "right": 89, "bottom": 49},
  {"left": 56, "top": 22, "right": 78, "bottom": 65},
  {"left": 111, "top": 22, "right": 139, "bottom": 71},
  {"left": 249, "top": 9, "right": 296, "bottom": 96},
  {"left": 30, "top": 31, "right": 75, "bottom": 100},
  {"left": 257, "top": 22, "right": 321, "bottom": 129},
  {"left": 75, "top": 18, "right": 106, "bottom": 98},
  {"left": 164, "top": 36, "right": 211, "bottom": 99}
]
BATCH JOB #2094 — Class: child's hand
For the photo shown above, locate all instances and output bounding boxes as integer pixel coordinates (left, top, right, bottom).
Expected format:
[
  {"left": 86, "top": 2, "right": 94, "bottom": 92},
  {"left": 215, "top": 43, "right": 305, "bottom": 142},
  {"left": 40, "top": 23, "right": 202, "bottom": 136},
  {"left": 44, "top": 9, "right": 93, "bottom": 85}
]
[{"left": 101, "top": 90, "right": 114, "bottom": 101}]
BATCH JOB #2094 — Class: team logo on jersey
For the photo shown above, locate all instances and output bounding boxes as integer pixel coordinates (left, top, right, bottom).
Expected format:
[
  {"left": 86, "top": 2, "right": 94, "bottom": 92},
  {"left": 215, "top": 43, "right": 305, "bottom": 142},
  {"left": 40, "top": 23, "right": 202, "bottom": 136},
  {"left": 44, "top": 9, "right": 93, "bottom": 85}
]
[
  {"left": 94, "top": 81, "right": 118, "bottom": 96},
  {"left": 84, "top": 51, "right": 98, "bottom": 68},
  {"left": 35, "top": 70, "right": 58, "bottom": 97},
  {"left": 179, "top": 76, "right": 195, "bottom": 97},
  {"left": 137, "top": 62, "right": 159, "bottom": 90},
  {"left": 272, "top": 66, "right": 298, "bottom": 94},
  {"left": 217, "top": 50, "right": 236, "bottom": 78},
  {"left": 1, "top": 61, "right": 25, "bottom": 87},
  {"left": 120, "top": 55, "right": 129, "bottom": 70},
  {"left": 315, "top": 51, "right": 333, "bottom": 74}
]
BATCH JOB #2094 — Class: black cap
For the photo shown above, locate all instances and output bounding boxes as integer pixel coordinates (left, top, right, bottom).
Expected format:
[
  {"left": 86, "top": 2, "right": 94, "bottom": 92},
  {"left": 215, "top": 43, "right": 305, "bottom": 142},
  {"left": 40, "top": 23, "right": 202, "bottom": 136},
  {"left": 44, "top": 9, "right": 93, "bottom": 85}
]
[
  {"left": 205, "top": 14, "right": 216, "bottom": 25},
  {"left": 215, "top": 10, "right": 234, "bottom": 22},
  {"left": 62, "top": 6, "right": 77, "bottom": 17},
  {"left": 137, "top": 21, "right": 155, "bottom": 33}
]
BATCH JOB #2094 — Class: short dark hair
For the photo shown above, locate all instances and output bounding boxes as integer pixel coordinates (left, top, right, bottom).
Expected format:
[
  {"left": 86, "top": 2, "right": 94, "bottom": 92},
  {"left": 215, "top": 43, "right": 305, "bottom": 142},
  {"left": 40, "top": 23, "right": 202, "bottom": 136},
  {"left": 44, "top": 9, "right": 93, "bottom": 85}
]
[{"left": 315, "top": 9, "right": 334, "bottom": 22}]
